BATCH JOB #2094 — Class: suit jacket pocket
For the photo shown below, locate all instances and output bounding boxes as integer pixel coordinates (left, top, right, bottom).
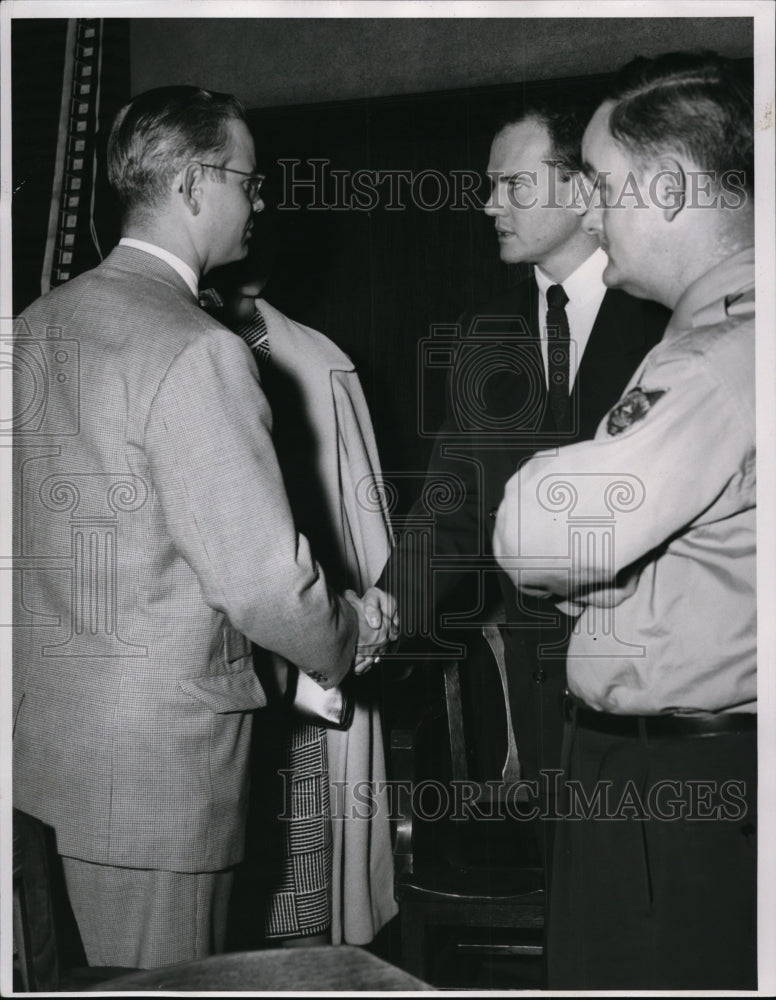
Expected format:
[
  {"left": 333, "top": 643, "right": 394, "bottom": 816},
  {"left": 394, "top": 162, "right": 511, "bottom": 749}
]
[{"left": 179, "top": 665, "right": 267, "bottom": 713}]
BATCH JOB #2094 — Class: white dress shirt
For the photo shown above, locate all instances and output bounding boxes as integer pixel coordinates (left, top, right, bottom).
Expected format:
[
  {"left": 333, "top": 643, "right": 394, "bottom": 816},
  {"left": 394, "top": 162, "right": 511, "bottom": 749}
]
[
  {"left": 534, "top": 247, "right": 608, "bottom": 389},
  {"left": 119, "top": 237, "right": 199, "bottom": 298}
]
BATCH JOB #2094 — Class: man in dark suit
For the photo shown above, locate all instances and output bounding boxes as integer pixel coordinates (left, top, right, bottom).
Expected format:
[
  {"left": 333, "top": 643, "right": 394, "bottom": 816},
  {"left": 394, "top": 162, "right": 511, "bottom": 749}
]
[{"left": 369, "top": 95, "right": 669, "bottom": 852}]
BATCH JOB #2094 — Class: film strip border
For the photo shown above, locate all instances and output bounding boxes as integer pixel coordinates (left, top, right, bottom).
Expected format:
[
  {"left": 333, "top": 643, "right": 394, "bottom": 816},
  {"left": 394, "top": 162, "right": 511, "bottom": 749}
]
[{"left": 42, "top": 19, "right": 102, "bottom": 292}]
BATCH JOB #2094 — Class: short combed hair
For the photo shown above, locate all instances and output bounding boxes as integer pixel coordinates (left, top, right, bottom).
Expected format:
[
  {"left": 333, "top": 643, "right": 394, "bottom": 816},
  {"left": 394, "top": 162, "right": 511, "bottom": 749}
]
[
  {"left": 498, "top": 91, "right": 603, "bottom": 175},
  {"left": 107, "top": 85, "right": 248, "bottom": 212},
  {"left": 606, "top": 52, "right": 753, "bottom": 194}
]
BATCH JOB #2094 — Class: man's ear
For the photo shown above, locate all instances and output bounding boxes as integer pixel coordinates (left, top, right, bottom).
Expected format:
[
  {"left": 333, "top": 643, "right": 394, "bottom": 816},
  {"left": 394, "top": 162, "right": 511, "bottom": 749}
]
[
  {"left": 652, "top": 156, "right": 686, "bottom": 222},
  {"left": 177, "top": 162, "right": 205, "bottom": 216}
]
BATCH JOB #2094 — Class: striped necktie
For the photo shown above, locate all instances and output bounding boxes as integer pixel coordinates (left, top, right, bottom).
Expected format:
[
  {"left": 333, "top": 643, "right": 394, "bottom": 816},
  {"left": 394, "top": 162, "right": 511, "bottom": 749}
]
[
  {"left": 237, "top": 306, "right": 270, "bottom": 363},
  {"left": 199, "top": 288, "right": 270, "bottom": 363}
]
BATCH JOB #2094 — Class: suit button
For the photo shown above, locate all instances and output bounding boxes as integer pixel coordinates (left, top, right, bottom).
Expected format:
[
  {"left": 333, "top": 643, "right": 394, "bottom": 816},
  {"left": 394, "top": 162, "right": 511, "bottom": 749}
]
[
  {"left": 532, "top": 669, "right": 545, "bottom": 685},
  {"left": 488, "top": 507, "right": 498, "bottom": 521}
]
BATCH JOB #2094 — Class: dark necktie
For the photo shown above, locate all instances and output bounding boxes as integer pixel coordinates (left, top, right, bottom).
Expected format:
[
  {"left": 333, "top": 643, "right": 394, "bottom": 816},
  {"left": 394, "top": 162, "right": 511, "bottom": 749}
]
[{"left": 545, "top": 283, "right": 571, "bottom": 433}]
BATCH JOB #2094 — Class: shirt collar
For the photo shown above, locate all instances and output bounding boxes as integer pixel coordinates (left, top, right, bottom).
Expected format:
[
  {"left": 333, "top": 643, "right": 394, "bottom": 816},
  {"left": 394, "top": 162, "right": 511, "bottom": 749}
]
[
  {"left": 534, "top": 246, "right": 608, "bottom": 302},
  {"left": 667, "top": 246, "right": 755, "bottom": 337},
  {"left": 119, "top": 238, "right": 199, "bottom": 298}
]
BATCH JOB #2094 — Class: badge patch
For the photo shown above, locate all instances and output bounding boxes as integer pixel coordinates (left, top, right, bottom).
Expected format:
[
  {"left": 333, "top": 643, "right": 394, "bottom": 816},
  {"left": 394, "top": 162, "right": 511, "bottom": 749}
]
[{"left": 607, "top": 387, "right": 667, "bottom": 436}]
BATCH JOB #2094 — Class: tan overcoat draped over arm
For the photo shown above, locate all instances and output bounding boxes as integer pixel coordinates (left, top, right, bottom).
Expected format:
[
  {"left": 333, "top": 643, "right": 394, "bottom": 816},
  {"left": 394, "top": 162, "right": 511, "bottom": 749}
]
[{"left": 258, "top": 300, "right": 399, "bottom": 943}]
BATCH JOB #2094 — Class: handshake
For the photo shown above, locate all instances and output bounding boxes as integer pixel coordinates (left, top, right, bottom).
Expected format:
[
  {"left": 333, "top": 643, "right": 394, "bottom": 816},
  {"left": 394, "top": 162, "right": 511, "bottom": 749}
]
[{"left": 344, "top": 587, "right": 400, "bottom": 675}]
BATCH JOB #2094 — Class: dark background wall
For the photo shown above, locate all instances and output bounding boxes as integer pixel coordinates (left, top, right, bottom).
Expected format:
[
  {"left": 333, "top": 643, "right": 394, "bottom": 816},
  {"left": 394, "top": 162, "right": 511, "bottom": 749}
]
[{"left": 130, "top": 17, "right": 754, "bottom": 107}]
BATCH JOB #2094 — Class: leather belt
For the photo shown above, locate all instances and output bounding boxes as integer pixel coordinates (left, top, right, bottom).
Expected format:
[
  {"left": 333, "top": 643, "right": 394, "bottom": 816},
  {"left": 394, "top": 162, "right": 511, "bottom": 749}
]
[{"left": 566, "top": 698, "right": 756, "bottom": 739}]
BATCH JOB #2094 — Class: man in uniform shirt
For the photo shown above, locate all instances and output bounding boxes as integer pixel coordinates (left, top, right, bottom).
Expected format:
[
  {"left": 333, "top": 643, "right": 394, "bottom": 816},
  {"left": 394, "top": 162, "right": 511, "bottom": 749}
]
[
  {"left": 493, "top": 52, "right": 756, "bottom": 989},
  {"left": 370, "top": 94, "right": 667, "bottom": 860}
]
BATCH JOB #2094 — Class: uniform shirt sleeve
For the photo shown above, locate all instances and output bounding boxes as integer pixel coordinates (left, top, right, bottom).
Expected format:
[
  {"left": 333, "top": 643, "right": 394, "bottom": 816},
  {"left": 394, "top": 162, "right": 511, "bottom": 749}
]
[
  {"left": 144, "top": 327, "right": 358, "bottom": 687},
  {"left": 493, "top": 345, "right": 754, "bottom": 600}
]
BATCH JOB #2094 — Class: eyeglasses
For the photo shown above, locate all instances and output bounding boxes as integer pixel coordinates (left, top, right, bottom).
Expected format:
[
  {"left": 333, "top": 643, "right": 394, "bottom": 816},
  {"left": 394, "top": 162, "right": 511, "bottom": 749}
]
[{"left": 197, "top": 163, "right": 265, "bottom": 202}]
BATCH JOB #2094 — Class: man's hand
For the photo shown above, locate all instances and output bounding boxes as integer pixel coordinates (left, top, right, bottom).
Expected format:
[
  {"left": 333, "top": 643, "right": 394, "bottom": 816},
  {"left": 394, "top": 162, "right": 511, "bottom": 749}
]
[
  {"left": 344, "top": 587, "right": 399, "bottom": 674},
  {"left": 361, "top": 586, "right": 399, "bottom": 634}
]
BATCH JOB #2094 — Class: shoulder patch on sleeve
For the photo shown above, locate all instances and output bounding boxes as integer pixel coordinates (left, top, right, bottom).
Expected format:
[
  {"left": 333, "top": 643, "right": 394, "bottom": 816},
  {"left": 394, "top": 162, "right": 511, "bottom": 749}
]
[{"left": 607, "top": 386, "right": 668, "bottom": 436}]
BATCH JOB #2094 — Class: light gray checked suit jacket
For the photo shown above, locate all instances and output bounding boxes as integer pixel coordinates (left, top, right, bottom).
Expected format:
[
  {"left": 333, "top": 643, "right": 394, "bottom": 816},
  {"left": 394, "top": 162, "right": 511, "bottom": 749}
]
[{"left": 13, "top": 245, "right": 358, "bottom": 872}]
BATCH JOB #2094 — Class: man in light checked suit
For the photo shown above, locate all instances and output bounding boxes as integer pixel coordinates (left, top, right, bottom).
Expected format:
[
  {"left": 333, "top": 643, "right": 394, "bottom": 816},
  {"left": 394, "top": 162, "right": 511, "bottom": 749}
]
[{"left": 12, "top": 86, "right": 396, "bottom": 970}]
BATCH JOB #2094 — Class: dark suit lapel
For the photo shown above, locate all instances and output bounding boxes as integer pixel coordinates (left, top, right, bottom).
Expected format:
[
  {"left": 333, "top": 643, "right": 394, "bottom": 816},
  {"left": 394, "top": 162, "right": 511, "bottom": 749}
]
[
  {"left": 572, "top": 288, "right": 666, "bottom": 441},
  {"left": 477, "top": 275, "right": 547, "bottom": 432}
]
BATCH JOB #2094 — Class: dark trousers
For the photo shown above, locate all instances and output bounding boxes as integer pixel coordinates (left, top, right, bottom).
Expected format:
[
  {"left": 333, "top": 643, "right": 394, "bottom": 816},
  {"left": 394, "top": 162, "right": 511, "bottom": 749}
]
[
  {"left": 503, "top": 626, "right": 567, "bottom": 776},
  {"left": 547, "top": 715, "right": 757, "bottom": 990},
  {"left": 502, "top": 624, "right": 567, "bottom": 868}
]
